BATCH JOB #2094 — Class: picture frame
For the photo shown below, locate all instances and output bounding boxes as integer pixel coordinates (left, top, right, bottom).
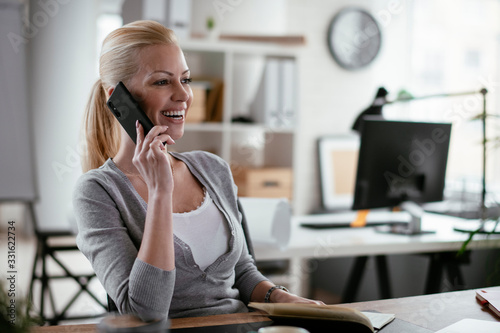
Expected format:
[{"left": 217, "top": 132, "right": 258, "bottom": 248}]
[{"left": 317, "top": 134, "right": 360, "bottom": 211}]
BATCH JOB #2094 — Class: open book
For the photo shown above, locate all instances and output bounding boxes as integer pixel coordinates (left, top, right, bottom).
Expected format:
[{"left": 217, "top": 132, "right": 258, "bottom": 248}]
[{"left": 249, "top": 302, "right": 395, "bottom": 333}]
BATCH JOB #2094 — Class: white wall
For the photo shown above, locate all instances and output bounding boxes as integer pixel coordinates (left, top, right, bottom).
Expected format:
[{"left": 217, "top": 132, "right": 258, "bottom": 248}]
[
  {"left": 286, "top": 0, "right": 411, "bottom": 214},
  {"left": 29, "top": 0, "right": 97, "bottom": 230},
  {"left": 190, "top": 0, "right": 288, "bottom": 37}
]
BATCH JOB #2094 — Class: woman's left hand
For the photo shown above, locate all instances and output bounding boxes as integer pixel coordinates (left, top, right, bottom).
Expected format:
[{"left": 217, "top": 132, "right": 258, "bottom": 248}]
[{"left": 270, "top": 289, "right": 325, "bottom": 305}]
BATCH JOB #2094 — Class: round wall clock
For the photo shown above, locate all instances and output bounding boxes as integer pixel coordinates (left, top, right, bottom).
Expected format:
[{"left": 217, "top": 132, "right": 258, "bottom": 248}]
[{"left": 327, "top": 8, "right": 382, "bottom": 70}]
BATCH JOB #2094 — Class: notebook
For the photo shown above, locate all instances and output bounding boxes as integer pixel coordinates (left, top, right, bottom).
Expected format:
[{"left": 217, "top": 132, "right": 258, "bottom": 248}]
[{"left": 475, "top": 289, "right": 500, "bottom": 318}]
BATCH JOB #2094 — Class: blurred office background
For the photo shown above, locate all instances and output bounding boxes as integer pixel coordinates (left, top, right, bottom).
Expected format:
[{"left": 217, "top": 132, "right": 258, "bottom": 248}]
[{"left": 1, "top": 0, "right": 500, "bottom": 321}]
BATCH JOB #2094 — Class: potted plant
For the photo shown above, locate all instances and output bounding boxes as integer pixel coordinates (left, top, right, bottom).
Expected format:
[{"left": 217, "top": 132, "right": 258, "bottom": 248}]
[{"left": 0, "top": 281, "right": 43, "bottom": 332}]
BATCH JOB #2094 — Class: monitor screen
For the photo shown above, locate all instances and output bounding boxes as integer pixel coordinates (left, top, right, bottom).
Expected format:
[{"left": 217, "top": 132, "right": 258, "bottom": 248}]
[{"left": 352, "top": 118, "right": 452, "bottom": 210}]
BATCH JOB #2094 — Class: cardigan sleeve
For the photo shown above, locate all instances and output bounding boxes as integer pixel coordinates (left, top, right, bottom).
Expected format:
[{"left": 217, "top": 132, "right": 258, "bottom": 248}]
[
  {"left": 73, "top": 172, "right": 175, "bottom": 321},
  {"left": 233, "top": 233, "right": 269, "bottom": 303}
]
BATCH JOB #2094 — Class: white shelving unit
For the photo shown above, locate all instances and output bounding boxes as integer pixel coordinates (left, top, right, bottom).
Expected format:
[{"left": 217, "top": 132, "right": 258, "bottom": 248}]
[{"left": 173, "top": 38, "right": 303, "bottom": 202}]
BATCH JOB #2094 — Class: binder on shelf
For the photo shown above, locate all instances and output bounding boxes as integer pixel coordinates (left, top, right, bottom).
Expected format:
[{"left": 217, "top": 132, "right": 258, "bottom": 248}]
[
  {"left": 281, "top": 58, "right": 296, "bottom": 129},
  {"left": 165, "top": 0, "right": 191, "bottom": 40},
  {"left": 250, "top": 57, "right": 296, "bottom": 129},
  {"left": 124, "top": 0, "right": 192, "bottom": 40}
]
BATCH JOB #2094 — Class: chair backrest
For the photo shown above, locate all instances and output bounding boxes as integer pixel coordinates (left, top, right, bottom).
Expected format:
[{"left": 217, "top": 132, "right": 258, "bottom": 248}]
[
  {"left": 107, "top": 199, "right": 255, "bottom": 312},
  {"left": 238, "top": 198, "right": 256, "bottom": 259}
]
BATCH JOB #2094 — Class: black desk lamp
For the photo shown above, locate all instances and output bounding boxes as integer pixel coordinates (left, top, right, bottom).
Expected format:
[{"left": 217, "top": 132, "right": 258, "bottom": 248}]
[
  {"left": 351, "top": 87, "right": 388, "bottom": 132},
  {"left": 351, "top": 87, "right": 497, "bottom": 234}
]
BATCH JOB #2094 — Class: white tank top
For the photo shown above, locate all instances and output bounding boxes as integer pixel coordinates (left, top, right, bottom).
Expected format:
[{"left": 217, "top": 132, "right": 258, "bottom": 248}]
[{"left": 173, "top": 189, "right": 230, "bottom": 270}]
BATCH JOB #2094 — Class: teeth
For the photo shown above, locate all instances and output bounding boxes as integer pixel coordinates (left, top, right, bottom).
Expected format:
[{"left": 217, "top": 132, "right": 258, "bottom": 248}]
[{"left": 162, "top": 110, "right": 185, "bottom": 117}]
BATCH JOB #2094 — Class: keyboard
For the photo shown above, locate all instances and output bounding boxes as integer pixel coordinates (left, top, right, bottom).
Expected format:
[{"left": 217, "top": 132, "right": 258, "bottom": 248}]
[{"left": 300, "top": 211, "right": 411, "bottom": 229}]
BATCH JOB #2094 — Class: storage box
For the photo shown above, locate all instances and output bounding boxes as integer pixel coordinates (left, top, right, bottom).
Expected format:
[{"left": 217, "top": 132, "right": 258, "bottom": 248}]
[
  {"left": 232, "top": 167, "right": 293, "bottom": 200},
  {"left": 186, "top": 84, "right": 207, "bottom": 123}
]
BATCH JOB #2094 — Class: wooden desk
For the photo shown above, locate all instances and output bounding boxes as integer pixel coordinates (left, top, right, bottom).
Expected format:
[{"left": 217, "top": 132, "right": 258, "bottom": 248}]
[
  {"left": 254, "top": 213, "right": 500, "bottom": 296},
  {"left": 30, "top": 287, "right": 499, "bottom": 332},
  {"left": 342, "top": 287, "right": 499, "bottom": 332}
]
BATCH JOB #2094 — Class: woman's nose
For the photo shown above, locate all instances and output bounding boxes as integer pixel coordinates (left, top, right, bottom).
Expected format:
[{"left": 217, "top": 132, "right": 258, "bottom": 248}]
[{"left": 171, "top": 82, "right": 190, "bottom": 102}]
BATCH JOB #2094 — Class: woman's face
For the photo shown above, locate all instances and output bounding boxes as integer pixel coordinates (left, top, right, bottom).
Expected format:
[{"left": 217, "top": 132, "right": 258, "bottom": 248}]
[{"left": 126, "top": 43, "right": 193, "bottom": 141}]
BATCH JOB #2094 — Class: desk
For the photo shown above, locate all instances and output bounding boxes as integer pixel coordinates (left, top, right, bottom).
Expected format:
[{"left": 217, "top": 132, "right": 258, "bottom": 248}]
[
  {"left": 253, "top": 213, "right": 500, "bottom": 297},
  {"left": 30, "top": 287, "right": 500, "bottom": 332}
]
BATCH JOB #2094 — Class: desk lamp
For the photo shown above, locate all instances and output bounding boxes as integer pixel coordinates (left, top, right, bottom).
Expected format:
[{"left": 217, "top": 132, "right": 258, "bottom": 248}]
[
  {"left": 352, "top": 87, "right": 499, "bottom": 234},
  {"left": 351, "top": 87, "right": 388, "bottom": 132}
]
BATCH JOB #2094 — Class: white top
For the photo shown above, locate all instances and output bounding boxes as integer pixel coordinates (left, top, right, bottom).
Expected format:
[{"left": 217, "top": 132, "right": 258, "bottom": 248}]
[{"left": 173, "top": 189, "right": 230, "bottom": 271}]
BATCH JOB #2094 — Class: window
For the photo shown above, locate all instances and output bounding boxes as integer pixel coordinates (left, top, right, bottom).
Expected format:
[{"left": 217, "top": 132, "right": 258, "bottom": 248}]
[{"left": 386, "top": 0, "right": 500, "bottom": 197}]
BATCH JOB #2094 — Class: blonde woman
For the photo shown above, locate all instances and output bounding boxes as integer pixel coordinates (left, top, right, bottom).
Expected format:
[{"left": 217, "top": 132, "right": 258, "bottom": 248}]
[{"left": 73, "top": 20, "right": 322, "bottom": 321}]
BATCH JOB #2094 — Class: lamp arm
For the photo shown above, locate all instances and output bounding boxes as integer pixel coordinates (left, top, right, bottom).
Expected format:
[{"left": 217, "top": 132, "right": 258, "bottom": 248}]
[
  {"left": 373, "top": 89, "right": 486, "bottom": 106},
  {"left": 481, "top": 88, "right": 487, "bottom": 222}
]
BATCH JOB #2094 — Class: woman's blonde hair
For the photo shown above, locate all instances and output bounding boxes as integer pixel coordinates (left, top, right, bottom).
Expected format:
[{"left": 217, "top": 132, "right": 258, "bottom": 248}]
[{"left": 81, "top": 20, "right": 178, "bottom": 172}]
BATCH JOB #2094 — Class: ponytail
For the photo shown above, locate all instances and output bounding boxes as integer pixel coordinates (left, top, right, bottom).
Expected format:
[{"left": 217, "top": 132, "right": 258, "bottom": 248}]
[{"left": 81, "top": 79, "right": 121, "bottom": 173}]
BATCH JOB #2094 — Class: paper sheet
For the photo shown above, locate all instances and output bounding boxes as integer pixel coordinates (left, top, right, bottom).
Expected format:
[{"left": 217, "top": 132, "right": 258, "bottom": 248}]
[{"left": 435, "top": 318, "right": 500, "bottom": 332}]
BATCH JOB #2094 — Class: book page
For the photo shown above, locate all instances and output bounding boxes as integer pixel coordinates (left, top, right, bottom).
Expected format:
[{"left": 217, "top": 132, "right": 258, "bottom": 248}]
[{"left": 361, "top": 312, "right": 395, "bottom": 330}]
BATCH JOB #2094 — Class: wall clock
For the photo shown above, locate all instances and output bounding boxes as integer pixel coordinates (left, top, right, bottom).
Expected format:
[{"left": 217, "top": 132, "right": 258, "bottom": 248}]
[{"left": 327, "top": 8, "right": 382, "bottom": 70}]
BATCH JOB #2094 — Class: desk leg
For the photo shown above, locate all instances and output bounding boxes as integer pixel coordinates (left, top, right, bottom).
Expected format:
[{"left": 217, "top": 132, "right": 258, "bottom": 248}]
[
  {"left": 424, "top": 252, "right": 468, "bottom": 294},
  {"left": 342, "top": 256, "right": 392, "bottom": 303},
  {"left": 342, "top": 256, "right": 368, "bottom": 303},
  {"left": 376, "top": 255, "right": 392, "bottom": 300}
]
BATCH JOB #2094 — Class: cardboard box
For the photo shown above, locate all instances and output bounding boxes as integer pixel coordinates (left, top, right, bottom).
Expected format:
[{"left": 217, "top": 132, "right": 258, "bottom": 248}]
[
  {"left": 187, "top": 84, "right": 207, "bottom": 123},
  {"left": 233, "top": 167, "right": 293, "bottom": 200}
]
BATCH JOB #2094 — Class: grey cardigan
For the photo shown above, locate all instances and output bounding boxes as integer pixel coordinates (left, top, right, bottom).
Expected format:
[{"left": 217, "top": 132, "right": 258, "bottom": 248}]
[{"left": 73, "top": 151, "right": 268, "bottom": 321}]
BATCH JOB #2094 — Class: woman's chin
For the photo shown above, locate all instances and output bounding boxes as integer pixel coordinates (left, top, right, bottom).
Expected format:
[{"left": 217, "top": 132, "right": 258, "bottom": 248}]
[{"left": 168, "top": 128, "right": 184, "bottom": 142}]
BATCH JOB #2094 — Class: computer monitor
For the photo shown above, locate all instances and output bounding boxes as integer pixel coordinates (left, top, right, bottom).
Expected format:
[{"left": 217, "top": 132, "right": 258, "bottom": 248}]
[{"left": 352, "top": 118, "right": 452, "bottom": 234}]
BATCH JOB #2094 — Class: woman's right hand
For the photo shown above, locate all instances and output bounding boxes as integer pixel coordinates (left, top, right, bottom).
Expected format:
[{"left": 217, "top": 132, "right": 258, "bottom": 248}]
[
  {"left": 134, "top": 121, "right": 177, "bottom": 272},
  {"left": 132, "top": 121, "right": 175, "bottom": 195}
]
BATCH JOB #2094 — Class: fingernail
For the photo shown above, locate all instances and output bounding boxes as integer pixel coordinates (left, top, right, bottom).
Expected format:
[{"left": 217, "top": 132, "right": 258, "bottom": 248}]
[{"left": 136, "top": 120, "right": 139, "bottom": 128}]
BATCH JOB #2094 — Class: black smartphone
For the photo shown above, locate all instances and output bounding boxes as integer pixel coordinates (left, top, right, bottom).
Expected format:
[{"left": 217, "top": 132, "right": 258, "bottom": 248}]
[{"left": 106, "top": 81, "right": 154, "bottom": 144}]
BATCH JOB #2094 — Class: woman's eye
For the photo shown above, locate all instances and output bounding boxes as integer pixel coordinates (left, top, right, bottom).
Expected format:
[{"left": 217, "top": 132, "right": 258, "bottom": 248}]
[
  {"left": 182, "top": 78, "right": 192, "bottom": 84},
  {"left": 154, "top": 79, "right": 168, "bottom": 86}
]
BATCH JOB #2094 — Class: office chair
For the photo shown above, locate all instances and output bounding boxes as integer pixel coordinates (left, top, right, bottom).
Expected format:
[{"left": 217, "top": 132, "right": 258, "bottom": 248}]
[
  {"left": 28, "top": 202, "right": 107, "bottom": 324},
  {"left": 106, "top": 199, "right": 255, "bottom": 312}
]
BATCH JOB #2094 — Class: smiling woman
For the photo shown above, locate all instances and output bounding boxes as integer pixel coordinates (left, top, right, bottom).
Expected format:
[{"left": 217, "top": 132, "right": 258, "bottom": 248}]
[{"left": 73, "top": 20, "right": 322, "bottom": 322}]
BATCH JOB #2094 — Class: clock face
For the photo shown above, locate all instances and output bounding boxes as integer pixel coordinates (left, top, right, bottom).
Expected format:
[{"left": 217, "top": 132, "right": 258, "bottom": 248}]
[{"left": 327, "top": 8, "right": 382, "bottom": 70}]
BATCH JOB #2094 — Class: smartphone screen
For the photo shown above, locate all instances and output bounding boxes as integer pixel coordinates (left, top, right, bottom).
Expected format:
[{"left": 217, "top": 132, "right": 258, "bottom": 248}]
[{"left": 106, "top": 81, "right": 154, "bottom": 144}]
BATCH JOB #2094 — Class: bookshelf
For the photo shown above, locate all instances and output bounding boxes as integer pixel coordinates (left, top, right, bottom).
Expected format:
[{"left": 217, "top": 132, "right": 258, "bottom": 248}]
[{"left": 174, "top": 38, "right": 303, "bottom": 203}]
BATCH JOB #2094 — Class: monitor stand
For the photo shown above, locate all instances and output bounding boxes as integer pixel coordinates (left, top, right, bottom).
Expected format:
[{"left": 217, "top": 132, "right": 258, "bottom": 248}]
[{"left": 375, "top": 201, "right": 435, "bottom": 236}]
